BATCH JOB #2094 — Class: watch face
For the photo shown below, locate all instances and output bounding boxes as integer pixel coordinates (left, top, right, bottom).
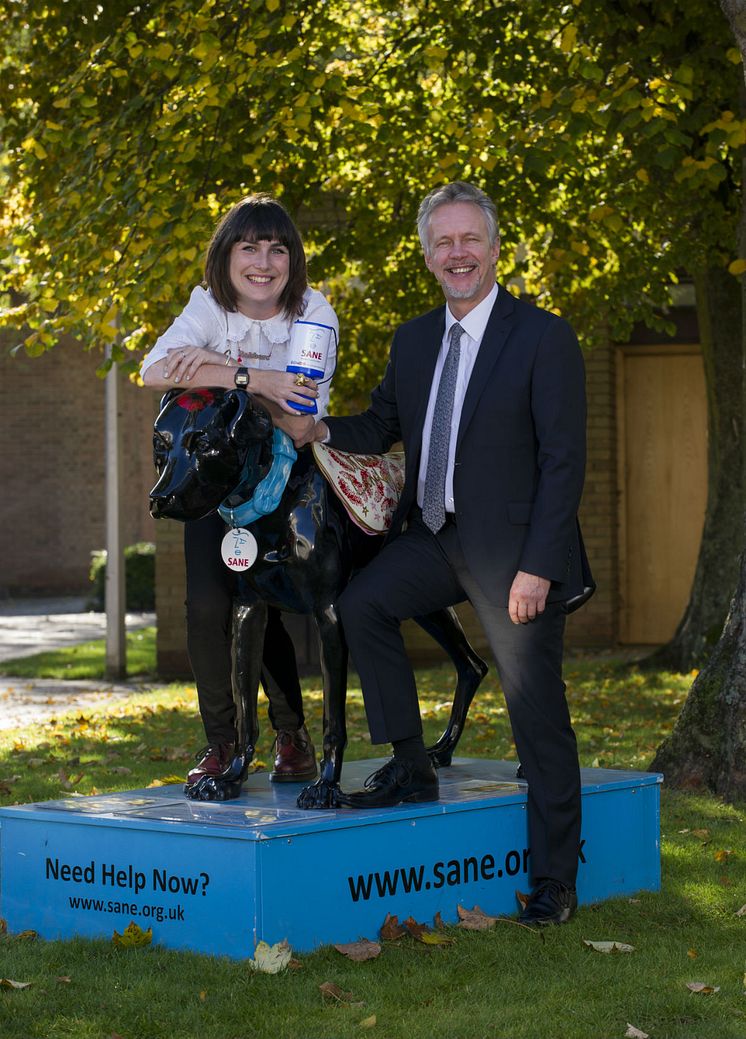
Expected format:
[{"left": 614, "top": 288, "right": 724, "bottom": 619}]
[{"left": 234, "top": 367, "right": 249, "bottom": 388}]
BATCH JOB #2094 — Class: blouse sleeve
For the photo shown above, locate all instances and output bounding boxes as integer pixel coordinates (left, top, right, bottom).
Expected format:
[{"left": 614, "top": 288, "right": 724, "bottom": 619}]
[
  {"left": 302, "top": 289, "right": 339, "bottom": 418},
  {"left": 140, "top": 287, "right": 225, "bottom": 377}
]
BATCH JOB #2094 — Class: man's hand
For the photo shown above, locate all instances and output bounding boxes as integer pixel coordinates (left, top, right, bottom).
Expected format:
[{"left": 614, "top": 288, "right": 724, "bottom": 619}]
[
  {"left": 508, "top": 570, "right": 551, "bottom": 625},
  {"left": 292, "top": 419, "right": 329, "bottom": 448}
]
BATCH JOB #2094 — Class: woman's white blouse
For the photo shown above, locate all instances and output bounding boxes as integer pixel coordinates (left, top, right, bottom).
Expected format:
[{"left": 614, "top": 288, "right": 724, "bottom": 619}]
[{"left": 140, "top": 285, "right": 338, "bottom": 417}]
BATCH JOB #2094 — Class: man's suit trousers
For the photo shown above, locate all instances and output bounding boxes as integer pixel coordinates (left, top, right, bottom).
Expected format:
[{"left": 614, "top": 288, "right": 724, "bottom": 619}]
[{"left": 338, "top": 511, "right": 582, "bottom": 887}]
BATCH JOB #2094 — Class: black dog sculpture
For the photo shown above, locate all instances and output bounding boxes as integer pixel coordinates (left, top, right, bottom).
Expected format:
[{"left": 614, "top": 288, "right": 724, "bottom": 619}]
[{"left": 149, "top": 388, "right": 488, "bottom": 808}]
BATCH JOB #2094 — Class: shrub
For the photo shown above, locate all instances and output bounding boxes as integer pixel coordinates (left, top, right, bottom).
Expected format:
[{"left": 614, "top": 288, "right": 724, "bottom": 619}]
[{"left": 88, "top": 541, "right": 156, "bottom": 611}]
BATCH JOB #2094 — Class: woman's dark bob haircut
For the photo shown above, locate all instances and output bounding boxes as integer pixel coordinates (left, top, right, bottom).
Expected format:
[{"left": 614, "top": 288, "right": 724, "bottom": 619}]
[{"left": 204, "top": 194, "right": 308, "bottom": 318}]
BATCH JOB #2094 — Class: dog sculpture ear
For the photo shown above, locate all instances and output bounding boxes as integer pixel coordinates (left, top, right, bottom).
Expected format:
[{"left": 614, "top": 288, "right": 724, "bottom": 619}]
[{"left": 226, "top": 390, "right": 274, "bottom": 447}]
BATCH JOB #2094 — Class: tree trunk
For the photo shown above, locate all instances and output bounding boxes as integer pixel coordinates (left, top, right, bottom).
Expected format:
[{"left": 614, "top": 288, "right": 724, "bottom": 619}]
[
  {"left": 650, "top": 538, "right": 746, "bottom": 799},
  {"left": 645, "top": 265, "right": 742, "bottom": 670},
  {"left": 651, "top": 0, "right": 746, "bottom": 797}
]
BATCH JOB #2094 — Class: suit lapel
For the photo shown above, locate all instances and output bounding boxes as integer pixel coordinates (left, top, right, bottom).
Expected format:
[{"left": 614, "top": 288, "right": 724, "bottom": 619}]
[
  {"left": 456, "top": 285, "right": 516, "bottom": 452},
  {"left": 411, "top": 307, "right": 445, "bottom": 441}
]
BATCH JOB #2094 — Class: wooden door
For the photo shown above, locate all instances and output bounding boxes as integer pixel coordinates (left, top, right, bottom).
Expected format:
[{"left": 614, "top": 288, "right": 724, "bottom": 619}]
[{"left": 617, "top": 345, "right": 707, "bottom": 644}]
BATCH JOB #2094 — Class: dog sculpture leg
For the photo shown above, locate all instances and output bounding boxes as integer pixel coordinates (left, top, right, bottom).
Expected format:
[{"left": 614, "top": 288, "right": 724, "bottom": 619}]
[
  {"left": 296, "top": 602, "right": 347, "bottom": 809},
  {"left": 415, "top": 606, "right": 489, "bottom": 768},
  {"left": 184, "top": 599, "right": 265, "bottom": 802}
]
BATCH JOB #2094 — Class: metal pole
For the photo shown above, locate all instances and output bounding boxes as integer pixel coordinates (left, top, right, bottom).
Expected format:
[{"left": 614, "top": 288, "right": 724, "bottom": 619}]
[{"left": 105, "top": 340, "right": 126, "bottom": 679}]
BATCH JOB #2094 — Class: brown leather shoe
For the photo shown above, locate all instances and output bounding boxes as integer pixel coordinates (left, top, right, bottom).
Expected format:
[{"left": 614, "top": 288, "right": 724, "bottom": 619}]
[
  {"left": 270, "top": 725, "right": 318, "bottom": 783},
  {"left": 185, "top": 741, "right": 236, "bottom": 789}
]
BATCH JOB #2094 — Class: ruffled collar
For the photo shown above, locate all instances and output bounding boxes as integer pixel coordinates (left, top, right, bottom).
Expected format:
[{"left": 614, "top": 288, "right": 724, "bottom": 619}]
[{"left": 224, "top": 308, "right": 291, "bottom": 345}]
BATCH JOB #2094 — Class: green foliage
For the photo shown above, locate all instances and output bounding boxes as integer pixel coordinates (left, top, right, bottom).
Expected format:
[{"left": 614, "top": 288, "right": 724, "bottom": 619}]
[
  {"left": 87, "top": 541, "right": 155, "bottom": 611},
  {"left": 0, "top": 1, "right": 742, "bottom": 403}
]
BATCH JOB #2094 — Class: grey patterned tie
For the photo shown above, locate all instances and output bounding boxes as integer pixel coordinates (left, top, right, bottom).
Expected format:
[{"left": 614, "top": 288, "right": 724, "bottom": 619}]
[{"left": 422, "top": 322, "right": 464, "bottom": 533}]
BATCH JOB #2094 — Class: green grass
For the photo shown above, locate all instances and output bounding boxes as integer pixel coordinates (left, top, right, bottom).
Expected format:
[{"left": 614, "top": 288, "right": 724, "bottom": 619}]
[
  {"left": 0, "top": 627, "right": 157, "bottom": 680},
  {"left": 0, "top": 656, "right": 744, "bottom": 1039}
]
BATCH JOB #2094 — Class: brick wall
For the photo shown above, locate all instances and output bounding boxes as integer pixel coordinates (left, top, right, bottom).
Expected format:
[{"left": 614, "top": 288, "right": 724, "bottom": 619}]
[{"left": 0, "top": 333, "right": 157, "bottom": 596}]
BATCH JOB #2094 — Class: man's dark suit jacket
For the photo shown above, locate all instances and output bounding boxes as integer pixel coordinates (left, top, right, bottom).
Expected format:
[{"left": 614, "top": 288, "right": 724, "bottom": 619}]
[{"left": 325, "top": 284, "right": 590, "bottom": 607}]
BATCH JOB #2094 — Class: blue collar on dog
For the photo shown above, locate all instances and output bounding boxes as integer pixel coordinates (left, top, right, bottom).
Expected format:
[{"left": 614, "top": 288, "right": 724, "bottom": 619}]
[{"left": 218, "top": 428, "right": 297, "bottom": 528}]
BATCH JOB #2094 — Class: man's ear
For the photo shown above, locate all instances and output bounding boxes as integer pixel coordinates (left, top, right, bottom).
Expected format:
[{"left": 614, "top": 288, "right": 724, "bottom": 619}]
[{"left": 226, "top": 390, "right": 273, "bottom": 447}]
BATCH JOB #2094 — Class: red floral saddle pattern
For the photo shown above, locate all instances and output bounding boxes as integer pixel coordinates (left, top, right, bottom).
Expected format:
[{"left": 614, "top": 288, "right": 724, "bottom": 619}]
[{"left": 312, "top": 443, "right": 405, "bottom": 534}]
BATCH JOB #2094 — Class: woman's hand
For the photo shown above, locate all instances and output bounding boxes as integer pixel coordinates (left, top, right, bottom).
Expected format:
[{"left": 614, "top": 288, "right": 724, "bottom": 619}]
[
  {"left": 250, "top": 369, "right": 319, "bottom": 413},
  {"left": 163, "top": 346, "right": 225, "bottom": 384}
]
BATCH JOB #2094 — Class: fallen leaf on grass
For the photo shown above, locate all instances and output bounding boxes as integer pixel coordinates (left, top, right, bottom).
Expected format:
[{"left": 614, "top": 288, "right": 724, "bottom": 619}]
[
  {"left": 625, "top": 1026, "right": 649, "bottom": 1039},
  {"left": 147, "top": 775, "right": 184, "bottom": 787},
  {"left": 421, "top": 930, "right": 455, "bottom": 946},
  {"left": 456, "top": 905, "right": 498, "bottom": 931},
  {"left": 735, "top": 904, "right": 746, "bottom": 917},
  {"left": 434, "top": 912, "right": 445, "bottom": 930},
  {"left": 359, "top": 1015, "right": 377, "bottom": 1029},
  {"left": 112, "top": 921, "right": 152, "bottom": 948},
  {"left": 714, "top": 848, "right": 732, "bottom": 863},
  {"left": 0, "top": 979, "right": 32, "bottom": 989},
  {"left": 248, "top": 939, "right": 291, "bottom": 973},
  {"left": 686, "top": 981, "right": 720, "bottom": 994},
  {"left": 199, "top": 990, "right": 207, "bottom": 1002},
  {"left": 515, "top": 889, "right": 530, "bottom": 911},
  {"left": 402, "top": 917, "right": 427, "bottom": 939},
  {"left": 334, "top": 940, "right": 381, "bottom": 961},
  {"left": 691, "top": 828, "right": 710, "bottom": 840},
  {"left": 14, "top": 930, "right": 37, "bottom": 942},
  {"left": 55, "top": 976, "right": 72, "bottom": 984},
  {"left": 687, "top": 948, "right": 698, "bottom": 959},
  {"left": 288, "top": 958, "right": 303, "bottom": 971},
  {"left": 110, "top": 766, "right": 132, "bottom": 776},
  {"left": 582, "top": 939, "right": 635, "bottom": 954},
  {"left": 319, "top": 981, "right": 364, "bottom": 1007},
  {"left": 0, "top": 919, "right": 6, "bottom": 937},
  {"left": 380, "top": 913, "right": 406, "bottom": 941}
]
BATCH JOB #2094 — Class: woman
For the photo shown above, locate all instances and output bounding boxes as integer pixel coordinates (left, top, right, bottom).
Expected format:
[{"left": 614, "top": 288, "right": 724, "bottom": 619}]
[{"left": 141, "top": 193, "right": 338, "bottom": 792}]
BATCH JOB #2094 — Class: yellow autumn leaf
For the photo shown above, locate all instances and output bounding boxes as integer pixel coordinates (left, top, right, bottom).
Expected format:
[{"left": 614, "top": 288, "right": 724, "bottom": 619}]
[
  {"left": 560, "top": 25, "right": 578, "bottom": 52},
  {"left": 0, "top": 979, "right": 32, "bottom": 990},
  {"left": 359, "top": 1016, "right": 377, "bottom": 1029},
  {"left": 112, "top": 921, "right": 152, "bottom": 947},
  {"left": 636, "top": 168, "right": 650, "bottom": 183},
  {"left": 728, "top": 259, "right": 746, "bottom": 276},
  {"left": 420, "top": 930, "right": 455, "bottom": 946}
]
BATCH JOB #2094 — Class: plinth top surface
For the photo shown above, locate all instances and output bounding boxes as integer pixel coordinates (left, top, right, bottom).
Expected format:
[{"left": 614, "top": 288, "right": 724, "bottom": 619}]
[{"left": 0, "top": 759, "right": 662, "bottom": 841}]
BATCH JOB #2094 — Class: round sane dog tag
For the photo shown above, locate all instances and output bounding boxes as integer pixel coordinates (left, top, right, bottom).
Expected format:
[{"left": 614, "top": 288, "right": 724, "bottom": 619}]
[{"left": 221, "top": 528, "right": 258, "bottom": 571}]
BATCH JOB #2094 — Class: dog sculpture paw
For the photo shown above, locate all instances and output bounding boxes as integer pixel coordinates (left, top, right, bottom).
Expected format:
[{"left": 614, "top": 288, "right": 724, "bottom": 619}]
[
  {"left": 183, "top": 775, "right": 245, "bottom": 802},
  {"left": 296, "top": 779, "right": 342, "bottom": 810}
]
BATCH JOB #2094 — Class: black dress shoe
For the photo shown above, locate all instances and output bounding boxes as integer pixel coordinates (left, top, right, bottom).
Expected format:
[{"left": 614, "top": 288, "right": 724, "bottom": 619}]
[
  {"left": 338, "top": 757, "right": 439, "bottom": 808},
  {"left": 518, "top": 879, "right": 578, "bottom": 926}
]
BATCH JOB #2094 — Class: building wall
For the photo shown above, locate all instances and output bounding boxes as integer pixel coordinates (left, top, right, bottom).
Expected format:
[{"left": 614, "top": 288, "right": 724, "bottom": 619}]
[{"left": 0, "top": 333, "right": 157, "bottom": 597}]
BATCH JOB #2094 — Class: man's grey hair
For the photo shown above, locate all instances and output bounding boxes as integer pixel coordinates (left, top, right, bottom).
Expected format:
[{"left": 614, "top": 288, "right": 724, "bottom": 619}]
[{"left": 417, "top": 182, "right": 500, "bottom": 256}]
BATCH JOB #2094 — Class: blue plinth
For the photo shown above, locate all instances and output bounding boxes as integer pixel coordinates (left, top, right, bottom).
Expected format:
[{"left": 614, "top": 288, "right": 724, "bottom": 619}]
[{"left": 0, "top": 759, "right": 661, "bottom": 957}]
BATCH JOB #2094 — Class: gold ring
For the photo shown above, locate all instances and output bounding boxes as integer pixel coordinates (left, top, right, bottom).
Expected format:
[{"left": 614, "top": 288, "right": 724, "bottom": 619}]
[{"left": 294, "top": 373, "right": 308, "bottom": 387}]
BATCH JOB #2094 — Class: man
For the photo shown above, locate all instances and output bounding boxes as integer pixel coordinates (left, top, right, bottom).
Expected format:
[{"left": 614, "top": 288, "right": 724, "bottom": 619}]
[{"left": 296, "top": 182, "right": 590, "bottom": 926}]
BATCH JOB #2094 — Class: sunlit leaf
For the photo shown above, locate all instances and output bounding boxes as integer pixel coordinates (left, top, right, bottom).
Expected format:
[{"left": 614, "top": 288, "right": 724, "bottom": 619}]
[
  {"left": 625, "top": 1026, "right": 649, "bottom": 1039},
  {"left": 359, "top": 1015, "right": 377, "bottom": 1029},
  {"left": 0, "top": 979, "right": 32, "bottom": 989},
  {"left": 582, "top": 939, "right": 635, "bottom": 954},
  {"left": 248, "top": 939, "right": 291, "bottom": 973},
  {"left": 686, "top": 981, "right": 720, "bottom": 994}
]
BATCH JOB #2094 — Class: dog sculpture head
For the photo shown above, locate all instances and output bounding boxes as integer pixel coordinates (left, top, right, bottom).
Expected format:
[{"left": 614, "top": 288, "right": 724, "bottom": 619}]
[{"left": 149, "top": 388, "right": 274, "bottom": 521}]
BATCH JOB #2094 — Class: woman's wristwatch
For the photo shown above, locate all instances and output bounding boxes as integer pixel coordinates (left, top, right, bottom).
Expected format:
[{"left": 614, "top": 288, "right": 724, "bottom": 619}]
[{"left": 234, "top": 366, "right": 250, "bottom": 389}]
